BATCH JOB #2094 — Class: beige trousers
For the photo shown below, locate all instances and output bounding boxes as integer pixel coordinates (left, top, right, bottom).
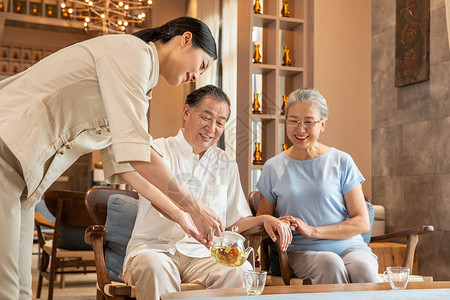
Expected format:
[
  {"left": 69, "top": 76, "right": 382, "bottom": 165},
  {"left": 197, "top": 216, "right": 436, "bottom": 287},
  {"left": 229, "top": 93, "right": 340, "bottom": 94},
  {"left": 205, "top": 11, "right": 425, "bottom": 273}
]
[
  {"left": 125, "top": 250, "right": 252, "bottom": 300},
  {"left": 0, "top": 138, "right": 34, "bottom": 300}
]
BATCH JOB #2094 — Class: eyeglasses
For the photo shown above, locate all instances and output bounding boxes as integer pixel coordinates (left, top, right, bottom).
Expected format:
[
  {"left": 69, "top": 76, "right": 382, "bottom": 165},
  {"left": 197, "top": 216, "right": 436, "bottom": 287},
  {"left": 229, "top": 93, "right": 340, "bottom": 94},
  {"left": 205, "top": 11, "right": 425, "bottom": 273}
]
[{"left": 286, "top": 119, "right": 321, "bottom": 129}]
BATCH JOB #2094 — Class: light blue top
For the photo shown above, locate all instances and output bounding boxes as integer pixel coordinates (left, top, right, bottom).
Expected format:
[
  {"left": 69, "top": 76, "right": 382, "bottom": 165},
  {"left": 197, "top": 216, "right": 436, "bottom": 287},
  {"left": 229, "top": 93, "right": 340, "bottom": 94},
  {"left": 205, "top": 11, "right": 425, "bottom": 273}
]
[{"left": 256, "top": 147, "right": 365, "bottom": 255}]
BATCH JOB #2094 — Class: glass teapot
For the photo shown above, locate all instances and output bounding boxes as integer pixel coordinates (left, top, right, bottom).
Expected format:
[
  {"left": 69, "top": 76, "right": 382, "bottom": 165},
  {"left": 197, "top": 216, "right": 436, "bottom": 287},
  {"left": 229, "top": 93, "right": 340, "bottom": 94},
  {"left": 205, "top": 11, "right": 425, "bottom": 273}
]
[{"left": 210, "top": 226, "right": 254, "bottom": 268}]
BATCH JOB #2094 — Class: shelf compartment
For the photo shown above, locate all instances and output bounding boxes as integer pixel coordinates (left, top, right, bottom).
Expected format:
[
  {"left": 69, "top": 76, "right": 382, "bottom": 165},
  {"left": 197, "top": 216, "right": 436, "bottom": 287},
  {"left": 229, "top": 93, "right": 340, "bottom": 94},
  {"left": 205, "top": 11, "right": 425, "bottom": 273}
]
[
  {"left": 279, "top": 17, "right": 304, "bottom": 30},
  {"left": 279, "top": 72, "right": 305, "bottom": 102},
  {"left": 252, "top": 0, "right": 278, "bottom": 16},
  {"left": 252, "top": 20, "right": 276, "bottom": 65},
  {"left": 279, "top": 24, "right": 304, "bottom": 67},
  {"left": 251, "top": 118, "right": 277, "bottom": 166},
  {"left": 11, "top": 46, "right": 21, "bottom": 60},
  {"left": 1, "top": 61, "right": 9, "bottom": 73},
  {"left": 279, "top": 66, "right": 303, "bottom": 76},
  {"left": 253, "top": 63, "right": 276, "bottom": 74},
  {"left": 280, "top": 0, "right": 305, "bottom": 19},
  {"left": 253, "top": 13, "right": 276, "bottom": 27},
  {"left": 252, "top": 70, "right": 276, "bottom": 115},
  {"left": 32, "top": 49, "right": 43, "bottom": 62},
  {"left": 251, "top": 113, "right": 279, "bottom": 120},
  {"left": 22, "top": 47, "right": 31, "bottom": 61},
  {"left": 1, "top": 46, "right": 10, "bottom": 58}
]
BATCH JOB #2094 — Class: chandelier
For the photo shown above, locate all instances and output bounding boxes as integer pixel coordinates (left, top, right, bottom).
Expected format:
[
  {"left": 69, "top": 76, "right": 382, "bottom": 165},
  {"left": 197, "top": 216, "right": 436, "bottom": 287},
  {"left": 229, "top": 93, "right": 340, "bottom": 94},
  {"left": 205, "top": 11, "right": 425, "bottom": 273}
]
[{"left": 60, "top": 0, "right": 153, "bottom": 34}]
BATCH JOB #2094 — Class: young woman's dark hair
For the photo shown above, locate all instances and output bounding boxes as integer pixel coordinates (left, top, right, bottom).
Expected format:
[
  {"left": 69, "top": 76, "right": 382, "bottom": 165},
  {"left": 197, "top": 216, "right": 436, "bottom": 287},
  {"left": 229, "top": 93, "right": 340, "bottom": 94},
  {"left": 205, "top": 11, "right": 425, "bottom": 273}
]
[{"left": 132, "top": 16, "right": 217, "bottom": 60}]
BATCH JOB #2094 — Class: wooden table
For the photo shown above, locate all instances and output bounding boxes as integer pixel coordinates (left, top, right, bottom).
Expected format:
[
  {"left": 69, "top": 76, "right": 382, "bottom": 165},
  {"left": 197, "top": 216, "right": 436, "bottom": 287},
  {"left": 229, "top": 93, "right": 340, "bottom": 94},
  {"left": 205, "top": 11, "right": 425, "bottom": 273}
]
[{"left": 161, "top": 281, "right": 450, "bottom": 299}]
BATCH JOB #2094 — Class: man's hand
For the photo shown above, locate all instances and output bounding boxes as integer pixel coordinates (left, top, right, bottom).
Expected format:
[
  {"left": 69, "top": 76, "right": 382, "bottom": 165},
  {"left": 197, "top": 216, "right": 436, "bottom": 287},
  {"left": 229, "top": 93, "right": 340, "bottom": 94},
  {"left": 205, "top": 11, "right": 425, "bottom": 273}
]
[
  {"left": 263, "top": 216, "right": 292, "bottom": 251},
  {"left": 185, "top": 202, "right": 224, "bottom": 248}
]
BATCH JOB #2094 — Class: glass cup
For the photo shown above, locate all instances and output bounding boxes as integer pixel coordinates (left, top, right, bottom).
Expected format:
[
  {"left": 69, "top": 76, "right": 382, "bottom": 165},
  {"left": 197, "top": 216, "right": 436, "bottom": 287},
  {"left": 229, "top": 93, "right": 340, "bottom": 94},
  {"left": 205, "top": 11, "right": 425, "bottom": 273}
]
[
  {"left": 243, "top": 270, "right": 267, "bottom": 296},
  {"left": 384, "top": 267, "right": 410, "bottom": 290}
]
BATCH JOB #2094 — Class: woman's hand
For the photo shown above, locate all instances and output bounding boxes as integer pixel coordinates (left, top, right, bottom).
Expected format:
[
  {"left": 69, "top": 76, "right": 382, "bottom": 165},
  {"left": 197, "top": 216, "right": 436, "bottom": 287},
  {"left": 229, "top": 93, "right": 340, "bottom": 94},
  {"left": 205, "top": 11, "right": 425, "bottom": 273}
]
[
  {"left": 279, "top": 215, "right": 315, "bottom": 239},
  {"left": 185, "top": 201, "right": 224, "bottom": 248},
  {"left": 171, "top": 209, "right": 206, "bottom": 243},
  {"left": 262, "top": 216, "right": 292, "bottom": 251}
]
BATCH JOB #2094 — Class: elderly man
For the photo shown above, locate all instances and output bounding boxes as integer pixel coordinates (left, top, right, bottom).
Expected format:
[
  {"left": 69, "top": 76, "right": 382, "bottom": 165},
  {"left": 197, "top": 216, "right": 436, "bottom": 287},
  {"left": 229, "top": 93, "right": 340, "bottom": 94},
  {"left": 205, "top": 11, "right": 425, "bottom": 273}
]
[{"left": 123, "top": 85, "right": 291, "bottom": 300}]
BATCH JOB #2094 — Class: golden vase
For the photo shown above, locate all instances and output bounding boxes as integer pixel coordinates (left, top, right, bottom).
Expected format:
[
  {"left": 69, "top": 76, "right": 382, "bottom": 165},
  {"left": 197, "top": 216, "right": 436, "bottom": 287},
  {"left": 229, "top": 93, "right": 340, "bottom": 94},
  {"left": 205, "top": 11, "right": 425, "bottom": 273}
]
[
  {"left": 282, "top": 46, "right": 292, "bottom": 66},
  {"left": 252, "top": 93, "right": 261, "bottom": 113},
  {"left": 253, "top": 142, "right": 263, "bottom": 165},
  {"left": 254, "top": 0, "right": 262, "bottom": 14},
  {"left": 281, "top": 95, "right": 287, "bottom": 115},
  {"left": 253, "top": 44, "right": 262, "bottom": 63},
  {"left": 281, "top": 0, "right": 290, "bottom": 17}
]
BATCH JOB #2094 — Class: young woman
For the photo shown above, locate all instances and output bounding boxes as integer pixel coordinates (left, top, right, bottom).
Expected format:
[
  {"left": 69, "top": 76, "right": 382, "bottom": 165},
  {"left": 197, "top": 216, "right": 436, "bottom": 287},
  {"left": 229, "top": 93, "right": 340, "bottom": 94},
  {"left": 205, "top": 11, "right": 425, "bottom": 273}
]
[
  {"left": 256, "top": 88, "right": 381, "bottom": 284},
  {"left": 0, "top": 16, "right": 223, "bottom": 299}
]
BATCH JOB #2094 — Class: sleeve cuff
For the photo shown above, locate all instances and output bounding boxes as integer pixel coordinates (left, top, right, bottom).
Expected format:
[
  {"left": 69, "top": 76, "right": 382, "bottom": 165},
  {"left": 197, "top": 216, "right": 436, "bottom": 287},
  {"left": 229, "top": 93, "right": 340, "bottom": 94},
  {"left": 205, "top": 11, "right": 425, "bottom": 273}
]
[{"left": 112, "top": 141, "right": 151, "bottom": 163}]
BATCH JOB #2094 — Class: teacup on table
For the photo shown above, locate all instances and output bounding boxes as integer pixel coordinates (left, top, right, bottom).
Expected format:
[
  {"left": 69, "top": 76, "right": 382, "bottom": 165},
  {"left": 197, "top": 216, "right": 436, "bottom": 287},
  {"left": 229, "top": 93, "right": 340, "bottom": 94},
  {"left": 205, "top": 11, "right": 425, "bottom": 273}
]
[
  {"left": 243, "top": 270, "right": 267, "bottom": 296},
  {"left": 384, "top": 267, "right": 410, "bottom": 290}
]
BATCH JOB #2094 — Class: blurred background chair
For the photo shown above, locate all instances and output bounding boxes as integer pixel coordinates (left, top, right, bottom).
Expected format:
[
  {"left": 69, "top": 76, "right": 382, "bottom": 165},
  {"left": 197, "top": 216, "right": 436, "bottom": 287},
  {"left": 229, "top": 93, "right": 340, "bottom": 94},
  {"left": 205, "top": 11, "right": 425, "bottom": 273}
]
[
  {"left": 84, "top": 187, "right": 207, "bottom": 300},
  {"left": 248, "top": 191, "right": 434, "bottom": 286},
  {"left": 35, "top": 190, "right": 96, "bottom": 300}
]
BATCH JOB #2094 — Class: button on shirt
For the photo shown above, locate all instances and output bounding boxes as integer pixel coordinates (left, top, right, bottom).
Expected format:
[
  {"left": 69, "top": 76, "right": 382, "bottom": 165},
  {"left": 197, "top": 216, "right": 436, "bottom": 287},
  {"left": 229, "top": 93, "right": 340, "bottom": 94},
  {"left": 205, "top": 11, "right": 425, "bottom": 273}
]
[{"left": 124, "top": 129, "right": 252, "bottom": 270}]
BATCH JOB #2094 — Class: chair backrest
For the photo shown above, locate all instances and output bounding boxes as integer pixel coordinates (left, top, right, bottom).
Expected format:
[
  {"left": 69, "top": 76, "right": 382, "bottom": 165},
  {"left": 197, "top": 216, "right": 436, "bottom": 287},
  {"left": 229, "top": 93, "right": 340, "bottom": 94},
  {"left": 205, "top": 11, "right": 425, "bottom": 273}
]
[
  {"left": 362, "top": 196, "right": 374, "bottom": 245},
  {"left": 45, "top": 190, "right": 94, "bottom": 227},
  {"left": 84, "top": 187, "right": 138, "bottom": 225},
  {"left": 85, "top": 187, "right": 139, "bottom": 282},
  {"left": 43, "top": 189, "right": 95, "bottom": 250}
]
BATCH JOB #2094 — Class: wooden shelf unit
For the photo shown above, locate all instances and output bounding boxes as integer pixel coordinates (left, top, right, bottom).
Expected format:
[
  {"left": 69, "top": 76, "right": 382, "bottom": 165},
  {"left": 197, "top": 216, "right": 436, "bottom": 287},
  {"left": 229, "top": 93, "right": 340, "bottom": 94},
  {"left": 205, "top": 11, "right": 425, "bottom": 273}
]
[
  {"left": 0, "top": 43, "right": 54, "bottom": 76},
  {"left": 236, "top": 0, "right": 314, "bottom": 195}
]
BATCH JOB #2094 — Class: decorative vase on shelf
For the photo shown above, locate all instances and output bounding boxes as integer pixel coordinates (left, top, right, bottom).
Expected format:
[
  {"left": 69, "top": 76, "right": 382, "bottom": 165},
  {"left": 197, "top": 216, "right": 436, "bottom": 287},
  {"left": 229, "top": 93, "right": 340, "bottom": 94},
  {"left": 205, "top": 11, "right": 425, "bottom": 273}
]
[
  {"left": 282, "top": 143, "right": 288, "bottom": 151},
  {"left": 282, "top": 46, "right": 292, "bottom": 66},
  {"left": 32, "top": 4, "right": 38, "bottom": 15},
  {"left": 254, "top": 0, "right": 262, "bottom": 14},
  {"left": 47, "top": 6, "right": 53, "bottom": 17},
  {"left": 253, "top": 142, "right": 263, "bottom": 165},
  {"left": 281, "top": 0, "right": 290, "bottom": 17},
  {"left": 16, "top": 2, "right": 23, "bottom": 13},
  {"left": 252, "top": 93, "right": 261, "bottom": 114},
  {"left": 281, "top": 95, "right": 287, "bottom": 115},
  {"left": 253, "top": 44, "right": 262, "bottom": 63}
]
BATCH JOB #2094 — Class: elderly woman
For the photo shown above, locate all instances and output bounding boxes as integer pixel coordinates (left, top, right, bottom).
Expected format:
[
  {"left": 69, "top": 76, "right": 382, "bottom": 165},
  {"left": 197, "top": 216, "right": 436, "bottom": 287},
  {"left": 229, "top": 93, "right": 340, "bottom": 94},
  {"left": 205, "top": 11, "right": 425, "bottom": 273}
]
[{"left": 256, "top": 88, "right": 380, "bottom": 284}]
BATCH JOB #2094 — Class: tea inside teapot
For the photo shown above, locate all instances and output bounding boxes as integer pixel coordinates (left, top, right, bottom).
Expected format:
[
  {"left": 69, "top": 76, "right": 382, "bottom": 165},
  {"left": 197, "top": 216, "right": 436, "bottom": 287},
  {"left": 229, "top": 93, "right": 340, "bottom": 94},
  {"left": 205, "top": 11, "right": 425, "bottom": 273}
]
[{"left": 210, "top": 245, "right": 247, "bottom": 267}]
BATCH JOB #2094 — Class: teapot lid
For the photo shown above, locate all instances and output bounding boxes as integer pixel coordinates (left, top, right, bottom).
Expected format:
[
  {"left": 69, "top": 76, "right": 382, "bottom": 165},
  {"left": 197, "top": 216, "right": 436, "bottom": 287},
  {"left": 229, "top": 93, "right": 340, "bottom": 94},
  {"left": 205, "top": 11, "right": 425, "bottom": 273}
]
[{"left": 220, "top": 226, "right": 244, "bottom": 241}]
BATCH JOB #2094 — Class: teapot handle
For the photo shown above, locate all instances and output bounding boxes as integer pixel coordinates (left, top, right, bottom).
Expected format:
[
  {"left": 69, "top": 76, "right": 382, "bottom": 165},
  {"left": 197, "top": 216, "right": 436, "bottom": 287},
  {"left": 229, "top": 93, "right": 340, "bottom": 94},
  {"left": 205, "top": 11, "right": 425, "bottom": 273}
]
[{"left": 245, "top": 247, "right": 254, "bottom": 258}]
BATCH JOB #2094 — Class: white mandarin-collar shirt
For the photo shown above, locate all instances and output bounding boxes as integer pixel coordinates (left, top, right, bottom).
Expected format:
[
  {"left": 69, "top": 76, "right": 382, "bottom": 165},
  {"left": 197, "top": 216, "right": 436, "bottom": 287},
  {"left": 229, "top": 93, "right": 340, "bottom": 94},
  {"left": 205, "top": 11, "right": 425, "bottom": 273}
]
[{"left": 124, "top": 129, "right": 252, "bottom": 269}]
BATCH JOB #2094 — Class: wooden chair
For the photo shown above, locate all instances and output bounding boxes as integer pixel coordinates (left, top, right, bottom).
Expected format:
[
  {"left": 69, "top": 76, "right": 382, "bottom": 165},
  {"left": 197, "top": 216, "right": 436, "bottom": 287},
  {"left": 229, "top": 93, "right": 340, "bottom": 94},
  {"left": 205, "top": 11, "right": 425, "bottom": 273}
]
[
  {"left": 84, "top": 187, "right": 209, "bottom": 300},
  {"left": 248, "top": 191, "right": 434, "bottom": 285},
  {"left": 35, "top": 190, "right": 97, "bottom": 300}
]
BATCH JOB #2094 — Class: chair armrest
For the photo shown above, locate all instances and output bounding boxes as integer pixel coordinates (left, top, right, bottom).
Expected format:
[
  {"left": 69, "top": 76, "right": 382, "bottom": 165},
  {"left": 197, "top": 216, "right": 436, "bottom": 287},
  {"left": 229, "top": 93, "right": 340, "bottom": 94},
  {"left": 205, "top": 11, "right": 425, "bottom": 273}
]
[
  {"left": 371, "top": 225, "right": 434, "bottom": 270},
  {"left": 84, "top": 225, "right": 107, "bottom": 245},
  {"left": 274, "top": 237, "right": 293, "bottom": 285},
  {"left": 241, "top": 225, "right": 270, "bottom": 268},
  {"left": 85, "top": 225, "right": 112, "bottom": 295},
  {"left": 241, "top": 225, "right": 267, "bottom": 237},
  {"left": 370, "top": 225, "right": 434, "bottom": 242},
  {"left": 105, "top": 283, "right": 134, "bottom": 297}
]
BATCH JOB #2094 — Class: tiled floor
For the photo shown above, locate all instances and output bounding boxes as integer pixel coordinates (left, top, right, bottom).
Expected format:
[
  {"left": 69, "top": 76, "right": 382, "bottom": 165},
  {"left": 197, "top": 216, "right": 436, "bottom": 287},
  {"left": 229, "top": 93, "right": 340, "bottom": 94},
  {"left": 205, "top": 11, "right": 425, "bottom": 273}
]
[{"left": 31, "top": 243, "right": 97, "bottom": 300}]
